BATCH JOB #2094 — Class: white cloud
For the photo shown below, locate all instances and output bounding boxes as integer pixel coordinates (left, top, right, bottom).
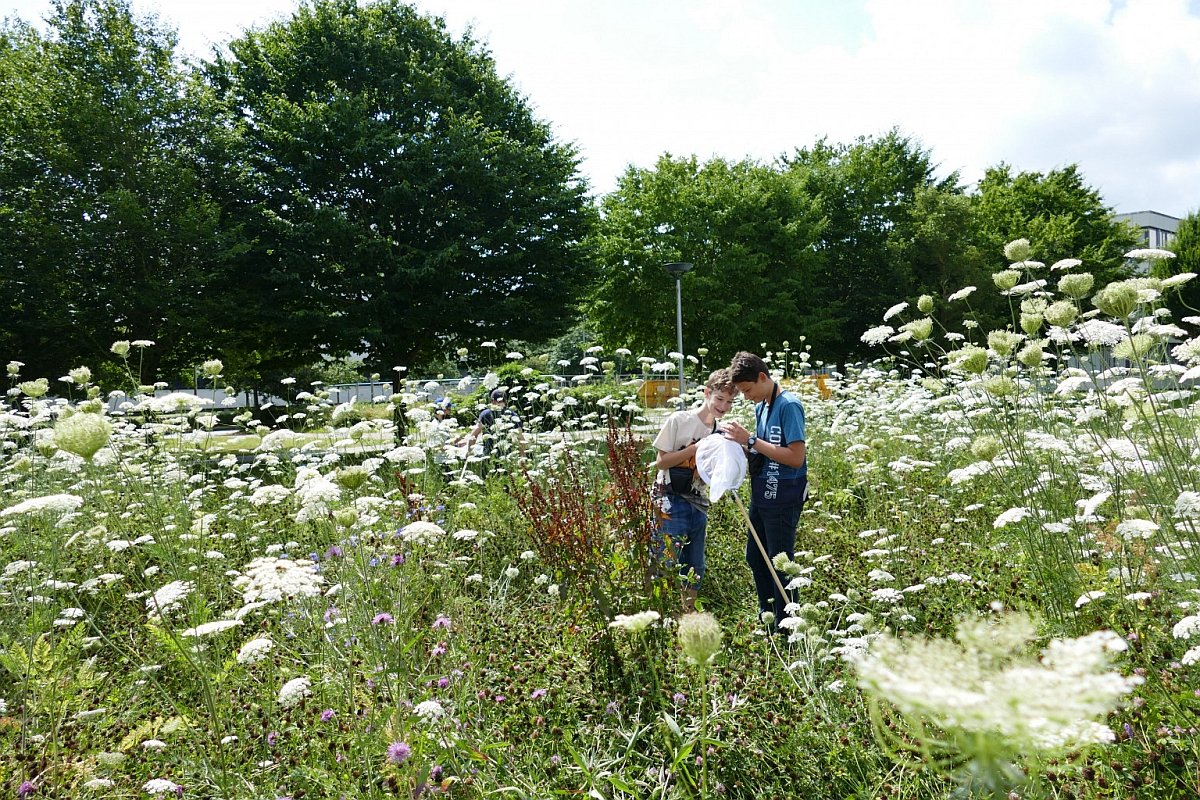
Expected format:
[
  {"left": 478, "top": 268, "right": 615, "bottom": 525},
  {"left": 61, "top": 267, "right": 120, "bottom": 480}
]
[{"left": 7, "top": 0, "right": 1200, "bottom": 214}]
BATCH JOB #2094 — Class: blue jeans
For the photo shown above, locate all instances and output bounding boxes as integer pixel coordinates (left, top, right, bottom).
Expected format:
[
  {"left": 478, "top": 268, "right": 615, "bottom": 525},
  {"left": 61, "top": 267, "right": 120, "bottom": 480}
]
[
  {"left": 746, "top": 501, "right": 803, "bottom": 622},
  {"left": 656, "top": 496, "right": 707, "bottom": 589}
]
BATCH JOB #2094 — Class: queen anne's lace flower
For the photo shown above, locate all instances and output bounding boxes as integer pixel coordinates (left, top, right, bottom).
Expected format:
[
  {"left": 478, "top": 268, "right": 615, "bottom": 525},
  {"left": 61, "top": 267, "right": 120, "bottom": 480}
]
[
  {"left": 609, "top": 610, "right": 660, "bottom": 633},
  {"left": 232, "top": 557, "right": 323, "bottom": 604},
  {"left": 677, "top": 612, "right": 723, "bottom": 665},
  {"left": 236, "top": 637, "right": 274, "bottom": 664},
  {"left": 53, "top": 412, "right": 112, "bottom": 459},
  {"left": 851, "top": 614, "right": 1139, "bottom": 755},
  {"left": 1, "top": 494, "right": 83, "bottom": 519},
  {"left": 278, "top": 676, "right": 311, "bottom": 708}
]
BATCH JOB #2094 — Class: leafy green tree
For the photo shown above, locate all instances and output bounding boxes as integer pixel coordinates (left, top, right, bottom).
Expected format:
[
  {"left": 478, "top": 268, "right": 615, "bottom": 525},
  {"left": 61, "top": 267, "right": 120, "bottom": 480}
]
[
  {"left": 205, "top": 0, "right": 593, "bottom": 385},
  {"left": 971, "top": 164, "right": 1140, "bottom": 283},
  {"left": 584, "top": 155, "right": 823, "bottom": 363},
  {"left": 782, "top": 130, "right": 966, "bottom": 363},
  {"left": 1155, "top": 210, "right": 1200, "bottom": 317},
  {"left": 0, "top": 0, "right": 225, "bottom": 383}
]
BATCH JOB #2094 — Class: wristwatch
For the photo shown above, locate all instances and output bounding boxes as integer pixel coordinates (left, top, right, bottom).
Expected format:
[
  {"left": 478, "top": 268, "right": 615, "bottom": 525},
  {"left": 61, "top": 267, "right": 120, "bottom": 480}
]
[{"left": 746, "top": 435, "right": 757, "bottom": 451}]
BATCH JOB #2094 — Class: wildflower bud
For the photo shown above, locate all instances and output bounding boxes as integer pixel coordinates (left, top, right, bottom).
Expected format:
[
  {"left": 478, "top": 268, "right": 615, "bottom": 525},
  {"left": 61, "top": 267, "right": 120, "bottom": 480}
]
[
  {"left": 697, "top": 347, "right": 709, "bottom": 357},
  {"left": 1057, "top": 272, "right": 1095, "bottom": 300},
  {"left": 1093, "top": 281, "right": 1139, "bottom": 319},
  {"left": 333, "top": 508, "right": 359, "bottom": 528},
  {"left": 1044, "top": 300, "right": 1078, "bottom": 328},
  {"left": 970, "top": 435, "right": 1003, "bottom": 461},
  {"left": 201, "top": 359, "right": 224, "bottom": 378},
  {"left": 678, "top": 612, "right": 723, "bottom": 665},
  {"left": 68, "top": 366, "right": 92, "bottom": 386},
  {"left": 917, "top": 294, "right": 934, "bottom": 314},
  {"left": 1112, "top": 334, "right": 1155, "bottom": 361},
  {"left": 18, "top": 378, "right": 50, "bottom": 398},
  {"left": 901, "top": 318, "right": 934, "bottom": 342},
  {"left": 982, "top": 375, "right": 1017, "bottom": 397},
  {"left": 950, "top": 346, "right": 989, "bottom": 375},
  {"left": 7, "top": 360, "right": 23, "bottom": 376},
  {"left": 1019, "top": 313, "right": 1043, "bottom": 335},
  {"left": 920, "top": 377, "right": 945, "bottom": 395},
  {"left": 1004, "top": 238, "right": 1033, "bottom": 262},
  {"left": 54, "top": 411, "right": 112, "bottom": 460},
  {"left": 986, "top": 331, "right": 1023, "bottom": 358},
  {"left": 992, "top": 270, "right": 1021, "bottom": 291},
  {"left": 1016, "top": 342, "right": 1044, "bottom": 369},
  {"left": 110, "top": 341, "right": 130, "bottom": 358},
  {"left": 334, "top": 466, "right": 369, "bottom": 490}
]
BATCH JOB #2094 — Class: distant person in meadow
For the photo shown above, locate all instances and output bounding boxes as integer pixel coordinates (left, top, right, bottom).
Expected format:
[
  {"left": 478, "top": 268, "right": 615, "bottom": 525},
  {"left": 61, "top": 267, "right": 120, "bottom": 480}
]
[
  {"left": 455, "top": 387, "right": 524, "bottom": 472},
  {"left": 721, "top": 351, "right": 808, "bottom": 632},
  {"left": 651, "top": 368, "right": 738, "bottom": 612}
]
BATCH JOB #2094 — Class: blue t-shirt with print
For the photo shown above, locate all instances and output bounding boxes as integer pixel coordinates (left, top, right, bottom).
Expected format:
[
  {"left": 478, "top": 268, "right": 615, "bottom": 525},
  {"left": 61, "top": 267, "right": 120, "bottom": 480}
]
[{"left": 755, "top": 390, "right": 806, "bottom": 481}]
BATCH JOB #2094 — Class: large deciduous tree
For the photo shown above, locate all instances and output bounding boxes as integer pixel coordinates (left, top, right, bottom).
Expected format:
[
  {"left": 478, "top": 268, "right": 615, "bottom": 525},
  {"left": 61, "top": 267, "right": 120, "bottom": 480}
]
[
  {"left": 781, "top": 130, "right": 966, "bottom": 364},
  {"left": 206, "top": 0, "right": 592, "bottom": 383},
  {"left": 971, "top": 164, "right": 1140, "bottom": 282},
  {"left": 584, "top": 155, "right": 823, "bottom": 363},
  {"left": 0, "top": 0, "right": 224, "bottom": 383}
]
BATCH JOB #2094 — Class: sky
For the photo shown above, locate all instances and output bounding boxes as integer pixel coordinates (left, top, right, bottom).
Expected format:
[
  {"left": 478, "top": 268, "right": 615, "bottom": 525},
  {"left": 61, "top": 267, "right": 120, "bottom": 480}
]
[{"left": 6, "top": 0, "right": 1200, "bottom": 216}]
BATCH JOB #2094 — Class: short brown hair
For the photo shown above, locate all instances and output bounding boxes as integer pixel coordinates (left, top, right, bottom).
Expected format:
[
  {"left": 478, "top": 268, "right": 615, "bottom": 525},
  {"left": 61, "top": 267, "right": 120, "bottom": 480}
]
[
  {"left": 705, "top": 368, "right": 735, "bottom": 393},
  {"left": 729, "top": 351, "right": 769, "bottom": 384}
]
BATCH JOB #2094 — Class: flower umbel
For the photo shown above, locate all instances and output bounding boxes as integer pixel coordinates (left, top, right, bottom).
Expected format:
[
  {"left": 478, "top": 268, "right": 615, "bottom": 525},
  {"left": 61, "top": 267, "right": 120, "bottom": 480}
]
[
  {"left": 677, "top": 612, "right": 723, "bottom": 665},
  {"left": 850, "top": 613, "right": 1140, "bottom": 793}
]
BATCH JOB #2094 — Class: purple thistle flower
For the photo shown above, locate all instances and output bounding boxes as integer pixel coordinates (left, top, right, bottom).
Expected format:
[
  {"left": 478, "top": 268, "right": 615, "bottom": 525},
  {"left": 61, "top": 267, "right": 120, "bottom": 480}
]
[
  {"left": 432, "top": 614, "right": 452, "bottom": 630},
  {"left": 530, "top": 688, "right": 547, "bottom": 700},
  {"left": 372, "top": 612, "right": 394, "bottom": 626},
  {"left": 437, "top": 677, "right": 450, "bottom": 689},
  {"left": 390, "top": 553, "right": 405, "bottom": 566},
  {"left": 429, "top": 765, "right": 443, "bottom": 782},
  {"left": 673, "top": 692, "right": 687, "bottom": 705},
  {"left": 17, "top": 782, "right": 36, "bottom": 798},
  {"left": 325, "top": 545, "right": 343, "bottom": 559},
  {"left": 386, "top": 740, "right": 412, "bottom": 765},
  {"left": 320, "top": 708, "right": 335, "bottom": 722}
]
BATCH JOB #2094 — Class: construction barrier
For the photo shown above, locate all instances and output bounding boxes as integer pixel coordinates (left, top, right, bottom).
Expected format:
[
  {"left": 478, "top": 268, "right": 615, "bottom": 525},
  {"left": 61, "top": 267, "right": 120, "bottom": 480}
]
[{"left": 638, "top": 379, "right": 681, "bottom": 408}]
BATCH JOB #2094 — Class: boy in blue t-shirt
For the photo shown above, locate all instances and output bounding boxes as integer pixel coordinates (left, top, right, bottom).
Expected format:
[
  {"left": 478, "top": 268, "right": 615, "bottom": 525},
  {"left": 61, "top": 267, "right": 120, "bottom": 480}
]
[{"left": 721, "top": 351, "right": 808, "bottom": 632}]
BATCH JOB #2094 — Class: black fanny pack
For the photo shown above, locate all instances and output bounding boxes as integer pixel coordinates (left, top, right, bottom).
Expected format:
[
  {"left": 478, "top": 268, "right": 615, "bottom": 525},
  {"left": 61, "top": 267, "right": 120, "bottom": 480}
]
[{"left": 667, "top": 465, "right": 696, "bottom": 495}]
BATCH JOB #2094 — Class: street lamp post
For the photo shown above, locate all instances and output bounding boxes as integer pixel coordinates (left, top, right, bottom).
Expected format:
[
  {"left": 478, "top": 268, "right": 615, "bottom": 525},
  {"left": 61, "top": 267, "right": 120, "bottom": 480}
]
[{"left": 662, "top": 261, "right": 693, "bottom": 400}]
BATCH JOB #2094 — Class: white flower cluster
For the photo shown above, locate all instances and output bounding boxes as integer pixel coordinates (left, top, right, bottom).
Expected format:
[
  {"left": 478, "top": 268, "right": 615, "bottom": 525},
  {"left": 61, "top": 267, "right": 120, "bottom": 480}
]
[
  {"left": 278, "top": 676, "right": 311, "bottom": 708},
  {"left": 293, "top": 467, "right": 341, "bottom": 523},
  {"left": 232, "top": 556, "right": 324, "bottom": 604},
  {"left": 146, "top": 580, "right": 196, "bottom": 620},
  {"left": 247, "top": 484, "right": 292, "bottom": 507},
  {"left": 236, "top": 637, "right": 274, "bottom": 665},
  {"left": 143, "top": 778, "right": 183, "bottom": 796},
  {"left": 850, "top": 613, "right": 1141, "bottom": 755},
  {"left": 608, "top": 610, "right": 660, "bottom": 633},
  {"left": 399, "top": 520, "right": 446, "bottom": 545},
  {"left": 180, "top": 619, "right": 243, "bottom": 638},
  {"left": 139, "top": 392, "right": 213, "bottom": 414},
  {"left": 0, "top": 494, "right": 84, "bottom": 519}
]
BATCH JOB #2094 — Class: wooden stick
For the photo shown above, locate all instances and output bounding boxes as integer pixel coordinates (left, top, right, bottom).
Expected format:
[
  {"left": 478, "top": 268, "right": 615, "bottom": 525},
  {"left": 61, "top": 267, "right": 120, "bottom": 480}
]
[{"left": 730, "top": 492, "right": 790, "bottom": 617}]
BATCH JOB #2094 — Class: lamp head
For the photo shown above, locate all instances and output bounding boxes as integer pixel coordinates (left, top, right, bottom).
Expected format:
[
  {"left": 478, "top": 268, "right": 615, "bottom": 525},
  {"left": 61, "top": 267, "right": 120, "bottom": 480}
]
[{"left": 662, "top": 261, "right": 694, "bottom": 276}]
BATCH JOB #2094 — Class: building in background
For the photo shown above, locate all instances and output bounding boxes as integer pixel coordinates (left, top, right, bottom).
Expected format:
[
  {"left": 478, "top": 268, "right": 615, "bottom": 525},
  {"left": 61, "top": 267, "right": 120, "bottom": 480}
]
[{"left": 1115, "top": 210, "right": 1180, "bottom": 249}]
